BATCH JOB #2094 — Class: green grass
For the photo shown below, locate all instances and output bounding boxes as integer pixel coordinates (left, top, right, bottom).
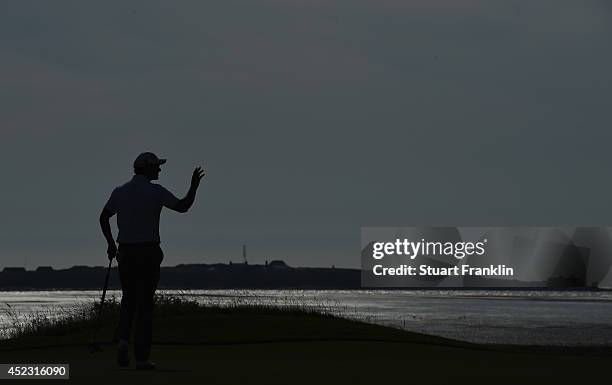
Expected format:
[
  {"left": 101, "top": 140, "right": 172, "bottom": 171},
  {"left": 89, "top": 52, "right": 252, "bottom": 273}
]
[
  {"left": 1, "top": 292, "right": 361, "bottom": 347},
  {"left": 1, "top": 293, "right": 612, "bottom": 384}
]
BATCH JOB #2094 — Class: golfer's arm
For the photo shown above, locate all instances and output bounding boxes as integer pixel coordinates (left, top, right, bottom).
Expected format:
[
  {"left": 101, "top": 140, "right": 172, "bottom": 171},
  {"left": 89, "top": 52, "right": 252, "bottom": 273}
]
[
  {"left": 99, "top": 209, "right": 115, "bottom": 245},
  {"left": 172, "top": 184, "right": 198, "bottom": 213}
]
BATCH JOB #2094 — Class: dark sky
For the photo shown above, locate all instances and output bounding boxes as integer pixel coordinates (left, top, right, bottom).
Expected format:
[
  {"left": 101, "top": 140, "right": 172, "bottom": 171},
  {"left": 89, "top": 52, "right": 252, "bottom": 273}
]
[{"left": 1, "top": 0, "right": 611, "bottom": 269}]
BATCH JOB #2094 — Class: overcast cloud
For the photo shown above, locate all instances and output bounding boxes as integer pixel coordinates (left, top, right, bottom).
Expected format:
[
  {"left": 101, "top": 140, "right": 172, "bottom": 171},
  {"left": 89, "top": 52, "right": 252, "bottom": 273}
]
[{"left": 1, "top": 0, "right": 611, "bottom": 268}]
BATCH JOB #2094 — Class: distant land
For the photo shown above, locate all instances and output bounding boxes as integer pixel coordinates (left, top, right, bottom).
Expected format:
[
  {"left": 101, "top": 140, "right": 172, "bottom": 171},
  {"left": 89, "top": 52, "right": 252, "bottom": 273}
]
[
  {"left": 0, "top": 261, "right": 606, "bottom": 290},
  {"left": 0, "top": 260, "right": 360, "bottom": 290}
]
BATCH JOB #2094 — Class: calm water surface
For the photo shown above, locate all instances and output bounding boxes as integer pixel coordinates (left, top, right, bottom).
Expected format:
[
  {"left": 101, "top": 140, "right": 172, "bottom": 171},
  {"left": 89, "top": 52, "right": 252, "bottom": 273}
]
[{"left": 1, "top": 289, "right": 612, "bottom": 346}]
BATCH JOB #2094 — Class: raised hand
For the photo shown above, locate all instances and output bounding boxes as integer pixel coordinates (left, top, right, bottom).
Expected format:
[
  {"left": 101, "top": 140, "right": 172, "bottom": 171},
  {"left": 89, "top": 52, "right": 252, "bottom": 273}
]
[{"left": 191, "top": 166, "right": 205, "bottom": 189}]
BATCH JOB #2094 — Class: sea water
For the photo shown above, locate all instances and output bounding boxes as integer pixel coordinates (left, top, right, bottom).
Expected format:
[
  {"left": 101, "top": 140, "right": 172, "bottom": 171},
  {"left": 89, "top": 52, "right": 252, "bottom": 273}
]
[{"left": 1, "top": 289, "right": 612, "bottom": 346}]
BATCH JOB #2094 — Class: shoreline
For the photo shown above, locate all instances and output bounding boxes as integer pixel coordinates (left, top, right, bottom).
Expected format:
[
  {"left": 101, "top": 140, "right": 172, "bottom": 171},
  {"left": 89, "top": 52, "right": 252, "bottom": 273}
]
[
  {"left": 1, "top": 304, "right": 610, "bottom": 384},
  {"left": 1, "top": 287, "right": 611, "bottom": 292}
]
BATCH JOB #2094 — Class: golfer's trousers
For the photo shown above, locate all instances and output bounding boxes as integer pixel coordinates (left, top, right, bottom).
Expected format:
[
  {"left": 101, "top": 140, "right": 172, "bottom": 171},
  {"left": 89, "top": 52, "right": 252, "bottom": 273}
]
[{"left": 117, "top": 242, "right": 163, "bottom": 361}]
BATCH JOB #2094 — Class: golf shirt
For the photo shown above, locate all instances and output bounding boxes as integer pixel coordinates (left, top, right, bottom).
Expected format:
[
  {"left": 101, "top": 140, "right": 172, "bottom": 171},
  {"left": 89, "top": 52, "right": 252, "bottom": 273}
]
[{"left": 103, "top": 175, "right": 180, "bottom": 244}]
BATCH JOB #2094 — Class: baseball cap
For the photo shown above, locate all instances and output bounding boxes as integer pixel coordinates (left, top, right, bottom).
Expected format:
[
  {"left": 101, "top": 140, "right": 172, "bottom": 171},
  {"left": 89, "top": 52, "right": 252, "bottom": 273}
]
[{"left": 133, "top": 152, "right": 167, "bottom": 168}]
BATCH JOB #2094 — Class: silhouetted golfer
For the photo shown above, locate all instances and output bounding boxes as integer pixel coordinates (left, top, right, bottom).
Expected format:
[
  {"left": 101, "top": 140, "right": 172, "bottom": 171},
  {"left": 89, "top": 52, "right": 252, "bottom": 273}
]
[{"left": 99, "top": 152, "right": 205, "bottom": 370}]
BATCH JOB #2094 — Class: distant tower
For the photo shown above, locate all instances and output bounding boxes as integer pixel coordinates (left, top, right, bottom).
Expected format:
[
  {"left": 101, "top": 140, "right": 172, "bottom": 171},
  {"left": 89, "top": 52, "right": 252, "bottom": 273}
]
[{"left": 243, "top": 244, "right": 247, "bottom": 265}]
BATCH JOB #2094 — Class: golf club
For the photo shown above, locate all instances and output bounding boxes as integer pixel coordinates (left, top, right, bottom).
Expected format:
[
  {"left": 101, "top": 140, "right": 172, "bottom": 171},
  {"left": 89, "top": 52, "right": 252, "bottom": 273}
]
[{"left": 88, "top": 258, "right": 113, "bottom": 353}]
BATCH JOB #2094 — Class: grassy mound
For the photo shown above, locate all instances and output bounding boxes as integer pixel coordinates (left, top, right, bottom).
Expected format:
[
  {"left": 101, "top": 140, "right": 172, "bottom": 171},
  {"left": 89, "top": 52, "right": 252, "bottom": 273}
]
[
  {"left": 1, "top": 294, "right": 611, "bottom": 384},
  {"left": 1, "top": 292, "right": 458, "bottom": 350}
]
